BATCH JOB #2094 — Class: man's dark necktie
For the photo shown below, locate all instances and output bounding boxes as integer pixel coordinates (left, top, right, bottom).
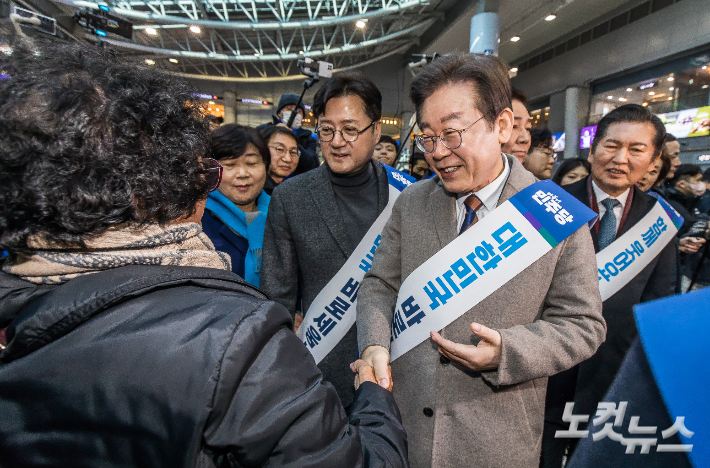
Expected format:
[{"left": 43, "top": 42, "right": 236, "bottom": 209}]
[
  {"left": 459, "top": 195, "right": 483, "bottom": 235},
  {"left": 598, "top": 198, "right": 621, "bottom": 250}
]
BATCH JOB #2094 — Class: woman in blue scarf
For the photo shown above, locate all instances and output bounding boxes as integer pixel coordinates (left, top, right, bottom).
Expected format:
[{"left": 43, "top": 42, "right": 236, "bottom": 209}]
[{"left": 202, "top": 124, "right": 270, "bottom": 287}]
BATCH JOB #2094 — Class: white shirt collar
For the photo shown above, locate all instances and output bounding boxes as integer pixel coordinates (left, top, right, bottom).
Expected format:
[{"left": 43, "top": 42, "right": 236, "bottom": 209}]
[
  {"left": 591, "top": 179, "right": 630, "bottom": 208},
  {"left": 456, "top": 154, "right": 510, "bottom": 211}
]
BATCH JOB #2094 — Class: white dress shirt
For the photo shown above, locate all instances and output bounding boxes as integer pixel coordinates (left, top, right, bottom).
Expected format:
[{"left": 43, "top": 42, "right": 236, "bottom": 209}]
[
  {"left": 591, "top": 180, "right": 630, "bottom": 234},
  {"left": 455, "top": 155, "right": 510, "bottom": 232}
]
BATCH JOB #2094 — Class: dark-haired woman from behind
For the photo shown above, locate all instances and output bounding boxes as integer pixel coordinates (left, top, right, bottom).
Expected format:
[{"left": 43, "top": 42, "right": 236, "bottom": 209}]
[
  {"left": 551, "top": 158, "right": 591, "bottom": 186},
  {"left": 201, "top": 124, "right": 270, "bottom": 287},
  {"left": 0, "top": 42, "right": 407, "bottom": 468}
]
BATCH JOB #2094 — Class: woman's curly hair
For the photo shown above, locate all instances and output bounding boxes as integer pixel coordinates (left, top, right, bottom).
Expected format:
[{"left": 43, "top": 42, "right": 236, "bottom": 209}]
[{"left": 0, "top": 41, "right": 212, "bottom": 250}]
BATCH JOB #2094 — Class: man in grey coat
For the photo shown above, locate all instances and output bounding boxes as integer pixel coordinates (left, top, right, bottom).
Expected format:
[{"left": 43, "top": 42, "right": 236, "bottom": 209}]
[
  {"left": 357, "top": 52, "right": 606, "bottom": 468},
  {"left": 261, "top": 72, "right": 389, "bottom": 407}
]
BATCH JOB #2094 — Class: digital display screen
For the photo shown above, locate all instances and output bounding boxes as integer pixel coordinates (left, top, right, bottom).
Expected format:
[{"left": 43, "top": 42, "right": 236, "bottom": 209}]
[{"left": 579, "top": 125, "right": 597, "bottom": 149}]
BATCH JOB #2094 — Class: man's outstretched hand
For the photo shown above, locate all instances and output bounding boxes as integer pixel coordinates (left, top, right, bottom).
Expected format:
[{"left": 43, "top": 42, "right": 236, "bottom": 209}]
[
  {"left": 359, "top": 345, "right": 393, "bottom": 391},
  {"left": 430, "top": 322, "right": 502, "bottom": 371}
]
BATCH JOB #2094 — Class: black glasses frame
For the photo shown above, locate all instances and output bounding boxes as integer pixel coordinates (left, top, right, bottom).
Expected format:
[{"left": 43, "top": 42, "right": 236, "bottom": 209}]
[
  {"left": 316, "top": 121, "right": 376, "bottom": 143},
  {"left": 203, "top": 158, "right": 223, "bottom": 192},
  {"left": 415, "top": 115, "right": 485, "bottom": 154}
]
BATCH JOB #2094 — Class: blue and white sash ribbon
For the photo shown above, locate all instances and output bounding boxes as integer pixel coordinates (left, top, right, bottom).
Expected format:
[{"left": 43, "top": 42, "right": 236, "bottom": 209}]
[
  {"left": 596, "top": 196, "right": 682, "bottom": 301},
  {"left": 389, "top": 180, "right": 597, "bottom": 361},
  {"left": 296, "top": 165, "right": 415, "bottom": 364}
]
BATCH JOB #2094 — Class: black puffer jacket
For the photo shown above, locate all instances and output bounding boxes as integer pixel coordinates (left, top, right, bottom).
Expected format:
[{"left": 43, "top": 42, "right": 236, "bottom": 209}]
[{"left": 0, "top": 265, "right": 408, "bottom": 467}]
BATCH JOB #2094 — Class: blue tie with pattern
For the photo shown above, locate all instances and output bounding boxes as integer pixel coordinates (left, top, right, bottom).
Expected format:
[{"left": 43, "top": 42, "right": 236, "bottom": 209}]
[
  {"left": 459, "top": 195, "right": 483, "bottom": 235},
  {"left": 598, "top": 198, "right": 621, "bottom": 250}
]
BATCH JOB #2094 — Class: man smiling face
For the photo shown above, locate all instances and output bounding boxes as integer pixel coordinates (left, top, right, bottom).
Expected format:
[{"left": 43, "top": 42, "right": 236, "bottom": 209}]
[
  {"left": 588, "top": 121, "right": 659, "bottom": 197},
  {"left": 419, "top": 82, "right": 513, "bottom": 194},
  {"left": 500, "top": 98, "right": 531, "bottom": 163}
]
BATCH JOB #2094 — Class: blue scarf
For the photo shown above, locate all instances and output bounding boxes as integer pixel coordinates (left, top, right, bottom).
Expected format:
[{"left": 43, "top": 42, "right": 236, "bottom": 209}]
[{"left": 205, "top": 190, "right": 270, "bottom": 287}]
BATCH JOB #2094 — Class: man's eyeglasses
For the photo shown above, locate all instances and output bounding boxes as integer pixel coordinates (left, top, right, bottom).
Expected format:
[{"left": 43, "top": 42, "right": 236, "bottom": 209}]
[
  {"left": 535, "top": 148, "right": 557, "bottom": 159},
  {"left": 203, "top": 158, "right": 223, "bottom": 192},
  {"left": 415, "top": 116, "right": 484, "bottom": 154},
  {"left": 269, "top": 145, "right": 301, "bottom": 159},
  {"left": 316, "top": 121, "right": 375, "bottom": 143}
]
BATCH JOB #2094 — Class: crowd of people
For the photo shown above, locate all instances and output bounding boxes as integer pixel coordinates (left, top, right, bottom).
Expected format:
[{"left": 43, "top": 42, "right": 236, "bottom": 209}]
[{"left": 0, "top": 40, "right": 706, "bottom": 468}]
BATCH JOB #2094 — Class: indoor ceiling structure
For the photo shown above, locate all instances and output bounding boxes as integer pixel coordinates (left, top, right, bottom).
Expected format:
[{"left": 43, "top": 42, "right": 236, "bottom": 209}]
[
  {"left": 6, "top": 0, "right": 669, "bottom": 83},
  {"left": 39, "top": 0, "right": 451, "bottom": 81},
  {"left": 425, "top": 0, "right": 678, "bottom": 73}
]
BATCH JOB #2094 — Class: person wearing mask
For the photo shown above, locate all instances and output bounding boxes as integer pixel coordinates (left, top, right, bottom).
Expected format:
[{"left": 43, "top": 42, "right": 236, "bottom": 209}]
[
  {"left": 543, "top": 105, "right": 679, "bottom": 467},
  {"left": 260, "top": 125, "right": 300, "bottom": 195},
  {"left": 373, "top": 135, "right": 399, "bottom": 167},
  {"left": 258, "top": 93, "right": 319, "bottom": 175},
  {"left": 357, "top": 52, "right": 605, "bottom": 468},
  {"left": 0, "top": 42, "right": 408, "bottom": 468},
  {"left": 500, "top": 88, "right": 532, "bottom": 164},
  {"left": 261, "top": 73, "right": 414, "bottom": 408},
  {"left": 695, "top": 168, "right": 710, "bottom": 214},
  {"left": 522, "top": 128, "right": 555, "bottom": 179},
  {"left": 410, "top": 150, "right": 430, "bottom": 181},
  {"left": 201, "top": 124, "right": 270, "bottom": 287},
  {"left": 665, "top": 164, "right": 706, "bottom": 237},
  {"left": 551, "top": 158, "right": 591, "bottom": 186},
  {"left": 665, "top": 165, "right": 707, "bottom": 269}
]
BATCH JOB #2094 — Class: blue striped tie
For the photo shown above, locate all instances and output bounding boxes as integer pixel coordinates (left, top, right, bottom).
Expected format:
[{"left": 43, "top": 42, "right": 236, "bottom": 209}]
[
  {"left": 459, "top": 195, "right": 483, "bottom": 235},
  {"left": 598, "top": 198, "right": 621, "bottom": 250}
]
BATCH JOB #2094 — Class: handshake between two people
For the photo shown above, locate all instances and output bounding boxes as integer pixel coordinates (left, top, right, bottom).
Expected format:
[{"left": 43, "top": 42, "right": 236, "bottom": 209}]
[{"left": 351, "top": 322, "right": 503, "bottom": 391}]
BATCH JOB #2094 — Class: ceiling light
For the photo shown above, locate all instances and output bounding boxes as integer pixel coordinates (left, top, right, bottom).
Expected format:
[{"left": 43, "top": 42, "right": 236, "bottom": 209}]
[
  {"left": 510, "top": 67, "right": 518, "bottom": 73},
  {"left": 145, "top": 27, "right": 157, "bottom": 35},
  {"left": 511, "top": 36, "right": 521, "bottom": 42},
  {"left": 209, "top": 101, "right": 215, "bottom": 105},
  {"left": 690, "top": 79, "right": 694, "bottom": 84},
  {"left": 254, "top": 52, "right": 260, "bottom": 57},
  {"left": 648, "top": 91, "right": 655, "bottom": 96},
  {"left": 356, "top": 20, "right": 366, "bottom": 28},
  {"left": 299, "top": 50, "right": 304, "bottom": 54},
  {"left": 669, "top": 87, "right": 674, "bottom": 91},
  {"left": 703, "top": 66, "right": 708, "bottom": 70},
  {"left": 190, "top": 25, "right": 201, "bottom": 34},
  {"left": 668, "top": 97, "right": 673, "bottom": 100},
  {"left": 642, "top": 102, "right": 648, "bottom": 106},
  {"left": 619, "top": 97, "right": 627, "bottom": 102},
  {"left": 703, "top": 85, "right": 709, "bottom": 89},
  {"left": 607, "top": 95, "right": 613, "bottom": 99},
  {"left": 145, "top": 59, "right": 155, "bottom": 65},
  {"left": 626, "top": 88, "right": 632, "bottom": 92},
  {"left": 667, "top": 76, "right": 674, "bottom": 81},
  {"left": 545, "top": 14, "right": 556, "bottom": 21},
  {"left": 169, "top": 58, "right": 178, "bottom": 63}
]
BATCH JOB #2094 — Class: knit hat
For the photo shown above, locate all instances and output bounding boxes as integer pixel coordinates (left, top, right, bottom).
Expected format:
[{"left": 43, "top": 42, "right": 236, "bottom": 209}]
[{"left": 277, "top": 93, "right": 306, "bottom": 115}]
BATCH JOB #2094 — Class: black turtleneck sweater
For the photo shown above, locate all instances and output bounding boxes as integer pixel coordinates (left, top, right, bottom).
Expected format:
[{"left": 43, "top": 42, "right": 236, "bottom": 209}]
[{"left": 327, "top": 160, "right": 380, "bottom": 250}]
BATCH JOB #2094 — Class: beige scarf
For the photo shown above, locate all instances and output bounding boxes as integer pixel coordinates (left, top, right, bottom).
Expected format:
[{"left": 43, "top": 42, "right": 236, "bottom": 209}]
[{"left": 3, "top": 223, "right": 232, "bottom": 284}]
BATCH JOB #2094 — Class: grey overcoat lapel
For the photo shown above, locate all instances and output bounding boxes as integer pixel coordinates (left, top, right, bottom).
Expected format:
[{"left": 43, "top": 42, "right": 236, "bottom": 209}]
[
  {"left": 308, "top": 165, "right": 353, "bottom": 257},
  {"left": 373, "top": 161, "right": 390, "bottom": 214},
  {"left": 428, "top": 180, "right": 458, "bottom": 249},
  {"left": 498, "top": 154, "right": 527, "bottom": 205}
]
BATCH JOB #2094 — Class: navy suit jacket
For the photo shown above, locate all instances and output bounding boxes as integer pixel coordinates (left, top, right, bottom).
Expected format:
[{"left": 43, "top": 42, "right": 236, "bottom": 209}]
[
  {"left": 201, "top": 210, "right": 248, "bottom": 278},
  {"left": 546, "top": 177, "right": 678, "bottom": 420}
]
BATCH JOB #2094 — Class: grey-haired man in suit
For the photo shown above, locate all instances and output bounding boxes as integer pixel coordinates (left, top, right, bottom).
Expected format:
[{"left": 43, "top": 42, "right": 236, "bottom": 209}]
[
  {"left": 357, "top": 52, "right": 606, "bottom": 468},
  {"left": 542, "top": 104, "right": 679, "bottom": 468},
  {"left": 261, "top": 72, "right": 390, "bottom": 407}
]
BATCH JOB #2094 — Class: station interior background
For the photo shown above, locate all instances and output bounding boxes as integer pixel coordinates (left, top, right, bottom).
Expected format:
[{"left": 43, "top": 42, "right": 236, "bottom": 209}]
[{"left": 1, "top": 0, "right": 709, "bottom": 171}]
